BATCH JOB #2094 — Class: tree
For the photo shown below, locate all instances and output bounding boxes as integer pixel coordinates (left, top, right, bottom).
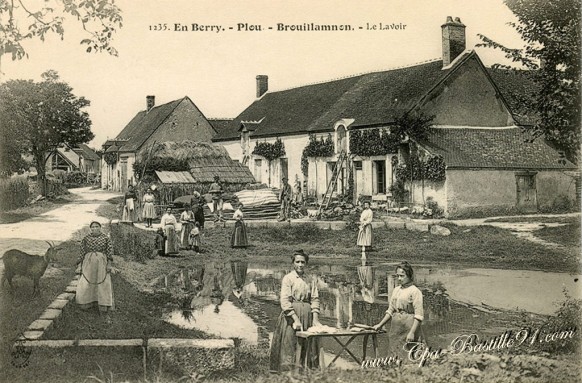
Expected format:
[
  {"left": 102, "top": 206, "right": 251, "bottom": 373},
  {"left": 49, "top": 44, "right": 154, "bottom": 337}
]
[
  {"left": 0, "top": 70, "right": 94, "bottom": 194},
  {"left": 477, "top": 0, "right": 581, "bottom": 163},
  {"left": 0, "top": 0, "right": 123, "bottom": 60}
]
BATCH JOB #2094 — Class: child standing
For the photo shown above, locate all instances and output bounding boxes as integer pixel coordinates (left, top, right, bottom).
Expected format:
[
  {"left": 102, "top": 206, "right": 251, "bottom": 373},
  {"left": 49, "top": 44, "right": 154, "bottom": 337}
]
[{"left": 190, "top": 222, "right": 201, "bottom": 253}]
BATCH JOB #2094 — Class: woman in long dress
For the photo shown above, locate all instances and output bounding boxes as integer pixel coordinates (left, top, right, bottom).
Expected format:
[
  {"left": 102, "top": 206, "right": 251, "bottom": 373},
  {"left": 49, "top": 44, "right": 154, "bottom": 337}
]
[
  {"left": 357, "top": 202, "right": 373, "bottom": 256},
  {"left": 76, "top": 221, "right": 115, "bottom": 315},
  {"left": 230, "top": 204, "right": 248, "bottom": 248},
  {"left": 160, "top": 207, "right": 179, "bottom": 255},
  {"left": 142, "top": 189, "right": 156, "bottom": 228},
  {"left": 190, "top": 222, "right": 201, "bottom": 253},
  {"left": 180, "top": 206, "right": 195, "bottom": 249},
  {"left": 123, "top": 185, "right": 137, "bottom": 222},
  {"left": 373, "top": 261, "right": 424, "bottom": 362},
  {"left": 270, "top": 250, "right": 321, "bottom": 372}
]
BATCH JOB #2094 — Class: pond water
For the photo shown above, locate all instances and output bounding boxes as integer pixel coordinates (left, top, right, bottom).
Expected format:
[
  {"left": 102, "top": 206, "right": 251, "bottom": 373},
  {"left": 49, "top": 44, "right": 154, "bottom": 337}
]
[{"left": 157, "top": 260, "right": 580, "bottom": 366}]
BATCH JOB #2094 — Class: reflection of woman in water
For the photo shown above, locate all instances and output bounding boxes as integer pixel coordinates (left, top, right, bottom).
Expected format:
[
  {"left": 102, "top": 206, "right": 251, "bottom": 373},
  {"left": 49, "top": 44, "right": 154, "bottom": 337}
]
[
  {"left": 357, "top": 265, "right": 376, "bottom": 304},
  {"left": 230, "top": 260, "right": 248, "bottom": 299},
  {"left": 210, "top": 275, "right": 225, "bottom": 313},
  {"left": 373, "top": 261, "right": 424, "bottom": 361},
  {"left": 270, "top": 250, "right": 321, "bottom": 372}
]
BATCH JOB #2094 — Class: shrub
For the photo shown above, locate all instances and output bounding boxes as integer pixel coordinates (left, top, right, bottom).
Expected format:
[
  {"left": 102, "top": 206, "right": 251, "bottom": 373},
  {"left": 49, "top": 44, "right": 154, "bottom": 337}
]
[
  {"left": 110, "top": 222, "right": 157, "bottom": 263},
  {"left": 0, "top": 175, "right": 29, "bottom": 211},
  {"left": 534, "top": 291, "right": 581, "bottom": 354},
  {"left": 424, "top": 197, "right": 444, "bottom": 218},
  {"left": 539, "top": 194, "right": 576, "bottom": 214}
]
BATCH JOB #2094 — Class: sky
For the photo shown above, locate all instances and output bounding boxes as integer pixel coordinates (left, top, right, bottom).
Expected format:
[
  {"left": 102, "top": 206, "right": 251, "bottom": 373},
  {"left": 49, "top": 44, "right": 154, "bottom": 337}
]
[{"left": 0, "top": 0, "right": 527, "bottom": 149}]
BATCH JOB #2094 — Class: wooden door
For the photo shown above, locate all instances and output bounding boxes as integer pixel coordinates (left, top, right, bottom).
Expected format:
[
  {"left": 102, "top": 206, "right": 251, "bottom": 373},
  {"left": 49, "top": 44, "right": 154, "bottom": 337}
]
[
  {"left": 516, "top": 174, "right": 537, "bottom": 212},
  {"left": 120, "top": 159, "right": 128, "bottom": 192}
]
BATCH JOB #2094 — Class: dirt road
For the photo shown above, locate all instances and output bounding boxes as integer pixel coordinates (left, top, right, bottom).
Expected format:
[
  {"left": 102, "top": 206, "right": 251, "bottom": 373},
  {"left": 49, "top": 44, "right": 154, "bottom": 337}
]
[{"left": 0, "top": 187, "right": 120, "bottom": 266}]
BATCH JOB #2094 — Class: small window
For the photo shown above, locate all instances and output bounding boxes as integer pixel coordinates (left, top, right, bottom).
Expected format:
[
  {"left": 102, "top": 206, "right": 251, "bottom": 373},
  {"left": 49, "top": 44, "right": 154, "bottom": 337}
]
[{"left": 354, "top": 161, "right": 363, "bottom": 170}]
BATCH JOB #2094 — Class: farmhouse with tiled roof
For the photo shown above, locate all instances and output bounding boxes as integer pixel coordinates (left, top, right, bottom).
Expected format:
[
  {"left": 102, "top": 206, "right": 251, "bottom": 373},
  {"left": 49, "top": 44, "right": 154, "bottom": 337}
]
[
  {"left": 46, "top": 143, "right": 101, "bottom": 175},
  {"left": 102, "top": 96, "right": 217, "bottom": 191},
  {"left": 212, "top": 16, "right": 577, "bottom": 216}
]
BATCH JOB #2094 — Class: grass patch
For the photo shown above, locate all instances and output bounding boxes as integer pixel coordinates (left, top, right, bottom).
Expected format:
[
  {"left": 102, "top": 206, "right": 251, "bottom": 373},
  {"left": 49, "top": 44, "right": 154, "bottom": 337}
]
[
  {"left": 534, "top": 219, "right": 581, "bottom": 248},
  {"left": 95, "top": 196, "right": 124, "bottom": 221},
  {"left": 43, "top": 274, "right": 207, "bottom": 340},
  {"left": 484, "top": 215, "right": 580, "bottom": 224},
  {"left": 248, "top": 224, "right": 579, "bottom": 273}
]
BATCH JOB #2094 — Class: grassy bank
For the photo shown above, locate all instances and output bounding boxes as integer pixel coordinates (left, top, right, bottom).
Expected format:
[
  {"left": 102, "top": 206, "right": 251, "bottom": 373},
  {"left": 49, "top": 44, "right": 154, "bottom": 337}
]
[{"left": 534, "top": 219, "right": 581, "bottom": 249}]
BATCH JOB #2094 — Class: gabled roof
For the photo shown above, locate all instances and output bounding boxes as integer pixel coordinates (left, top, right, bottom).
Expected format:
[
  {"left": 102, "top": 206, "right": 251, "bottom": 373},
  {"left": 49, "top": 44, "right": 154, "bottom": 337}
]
[
  {"left": 52, "top": 149, "right": 78, "bottom": 169},
  {"left": 213, "top": 59, "right": 448, "bottom": 141},
  {"left": 75, "top": 144, "right": 100, "bottom": 161},
  {"left": 420, "top": 127, "right": 576, "bottom": 169},
  {"left": 212, "top": 51, "right": 540, "bottom": 142},
  {"left": 486, "top": 68, "right": 540, "bottom": 125},
  {"left": 208, "top": 119, "right": 234, "bottom": 132},
  {"left": 114, "top": 98, "right": 186, "bottom": 152}
]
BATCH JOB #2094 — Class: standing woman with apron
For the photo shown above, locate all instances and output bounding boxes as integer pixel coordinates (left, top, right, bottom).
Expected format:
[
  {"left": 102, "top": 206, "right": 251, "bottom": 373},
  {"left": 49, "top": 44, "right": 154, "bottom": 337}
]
[
  {"left": 76, "top": 221, "right": 115, "bottom": 318},
  {"left": 373, "top": 261, "right": 425, "bottom": 362}
]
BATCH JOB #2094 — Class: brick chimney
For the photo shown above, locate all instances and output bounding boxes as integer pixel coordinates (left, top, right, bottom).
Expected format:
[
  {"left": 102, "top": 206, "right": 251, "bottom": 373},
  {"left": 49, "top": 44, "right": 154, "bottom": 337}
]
[
  {"left": 146, "top": 95, "right": 155, "bottom": 112},
  {"left": 256, "top": 75, "right": 268, "bottom": 98},
  {"left": 441, "top": 16, "right": 466, "bottom": 67}
]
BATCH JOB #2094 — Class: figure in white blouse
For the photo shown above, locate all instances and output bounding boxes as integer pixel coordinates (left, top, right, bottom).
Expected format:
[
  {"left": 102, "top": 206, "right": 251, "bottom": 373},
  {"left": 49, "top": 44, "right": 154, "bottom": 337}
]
[
  {"left": 160, "top": 207, "right": 179, "bottom": 255},
  {"left": 357, "top": 201, "right": 373, "bottom": 259},
  {"left": 269, "top": 250, "right": 321, "bottom": 371},
  {"left": 373, "top": 261, "right": 424, "bottom": 362}
]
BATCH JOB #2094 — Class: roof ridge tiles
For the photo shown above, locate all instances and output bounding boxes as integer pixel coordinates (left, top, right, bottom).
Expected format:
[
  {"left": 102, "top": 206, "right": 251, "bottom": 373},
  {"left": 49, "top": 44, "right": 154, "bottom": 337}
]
[{"left": 271, "top": 58, "right": 442, "bottom": 93}]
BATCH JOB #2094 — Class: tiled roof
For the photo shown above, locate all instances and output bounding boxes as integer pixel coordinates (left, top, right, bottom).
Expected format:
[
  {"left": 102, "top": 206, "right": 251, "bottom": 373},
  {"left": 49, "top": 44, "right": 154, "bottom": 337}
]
[
  {"left": 420, "top": 127, "right": 576, "bottom": 169},
  {"left": 213, "top": 59, "right": 448, "bottom": 141},
  {"left": 114, "top": 98, "right": 184, "bottom": 152},
  {"left": 189, "top": 158, "right": 255, "bottom": 184},
  {"left": 486, "top": 68, "right": 539, "bottom": 125},
  {"left": 208, "top": 119, "right": 234, "bottom": 132},
  {"left": 76, "top": 144, "right": 100, "bottom": 161},
  {"left": 212, "top": 52, "right": 541, "bottom": 142}
]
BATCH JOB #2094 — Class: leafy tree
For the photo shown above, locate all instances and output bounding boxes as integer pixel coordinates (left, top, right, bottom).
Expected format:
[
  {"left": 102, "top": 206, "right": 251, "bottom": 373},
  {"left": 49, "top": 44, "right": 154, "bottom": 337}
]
[
  {"left": 477, "top": 0, "right": 581, "bottom": 163},
  {"left": 0, "top": 70, "right": 94, "bottom": 194},
  {"left": 0, "top": 0, "right": 123, "bottom": 60}
]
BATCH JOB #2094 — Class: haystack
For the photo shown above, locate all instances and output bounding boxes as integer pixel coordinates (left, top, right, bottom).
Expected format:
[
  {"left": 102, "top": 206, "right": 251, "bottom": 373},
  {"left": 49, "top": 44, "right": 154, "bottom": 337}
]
[{"left": 136, "top": 141, "right": 255, "bottom": 209}]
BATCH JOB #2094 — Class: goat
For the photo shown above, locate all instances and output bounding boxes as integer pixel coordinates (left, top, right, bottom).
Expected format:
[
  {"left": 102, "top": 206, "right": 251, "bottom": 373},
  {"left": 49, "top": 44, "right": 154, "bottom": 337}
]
[{"left": 1, "top": 241, "right": 61, "bottom": 297}]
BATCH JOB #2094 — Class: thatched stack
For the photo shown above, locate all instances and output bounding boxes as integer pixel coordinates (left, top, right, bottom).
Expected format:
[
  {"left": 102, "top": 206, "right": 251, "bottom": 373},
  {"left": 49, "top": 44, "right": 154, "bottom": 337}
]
[
  {"left": 148, "top": 141, "right": 255, "bottom": 185},
  {"left": 136, "top": 141, "right": 255, "bottom": 208}
]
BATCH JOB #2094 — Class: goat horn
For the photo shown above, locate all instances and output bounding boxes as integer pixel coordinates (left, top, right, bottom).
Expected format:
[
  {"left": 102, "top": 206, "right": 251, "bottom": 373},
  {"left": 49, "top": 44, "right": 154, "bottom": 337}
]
[{"left": 46, "top": 241, "right": 53, "bottom": 247}]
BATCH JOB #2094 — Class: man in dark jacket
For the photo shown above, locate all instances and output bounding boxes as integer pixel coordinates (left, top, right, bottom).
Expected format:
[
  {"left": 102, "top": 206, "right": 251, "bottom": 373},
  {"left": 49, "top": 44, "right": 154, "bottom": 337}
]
[{"left": 278, "top": 177, "right": 293, "bottom": 221}]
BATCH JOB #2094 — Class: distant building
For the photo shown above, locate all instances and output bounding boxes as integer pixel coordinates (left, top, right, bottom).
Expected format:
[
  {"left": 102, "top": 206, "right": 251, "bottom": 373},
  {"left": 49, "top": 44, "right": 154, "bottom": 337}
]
[
  {"left": 101, "top": 96, "right": 216, "bottom": 192},
  {"left": 45, "top": 144, "right": 100, "bottom": 174}
]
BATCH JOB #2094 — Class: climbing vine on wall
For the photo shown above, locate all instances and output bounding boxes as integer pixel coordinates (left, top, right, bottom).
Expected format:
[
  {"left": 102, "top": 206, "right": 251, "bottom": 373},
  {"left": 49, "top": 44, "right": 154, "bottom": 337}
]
[
  {"left": 252, "top": 137, "right": 286, "bottom": 161},
  {"left": 103, "top": 152, "right": 118, "bottom": 165},
  {"left": 301, "top": 134, "right": 334, "bottom": 176},
  {"left": 349, "top": 128, "right": 400, "bottom": 156},
  {"left": 394, "top": 154, "right": 446, "bottom": 183}
]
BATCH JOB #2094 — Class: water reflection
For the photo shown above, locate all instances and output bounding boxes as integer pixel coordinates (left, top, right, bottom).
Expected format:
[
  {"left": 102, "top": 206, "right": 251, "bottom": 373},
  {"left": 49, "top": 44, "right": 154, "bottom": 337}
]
[{"left": 159, "top": 260, "right": 581, "bottom": 351}]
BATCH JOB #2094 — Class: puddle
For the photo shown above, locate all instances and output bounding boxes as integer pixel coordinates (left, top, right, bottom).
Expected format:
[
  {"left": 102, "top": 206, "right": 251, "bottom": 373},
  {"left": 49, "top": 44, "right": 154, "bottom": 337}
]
[{"left": 158, "top": 260, "right": 581, "bottom": 362}]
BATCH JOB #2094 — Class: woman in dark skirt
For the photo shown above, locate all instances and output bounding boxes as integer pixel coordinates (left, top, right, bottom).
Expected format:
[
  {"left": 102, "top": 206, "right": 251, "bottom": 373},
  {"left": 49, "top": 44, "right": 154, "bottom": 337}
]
[
  {"left": 230, "top": 204, "right": 248, "bottom": 248},
  {"left": 270, "top": 250, "right": 321, "bottom": 372}
]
